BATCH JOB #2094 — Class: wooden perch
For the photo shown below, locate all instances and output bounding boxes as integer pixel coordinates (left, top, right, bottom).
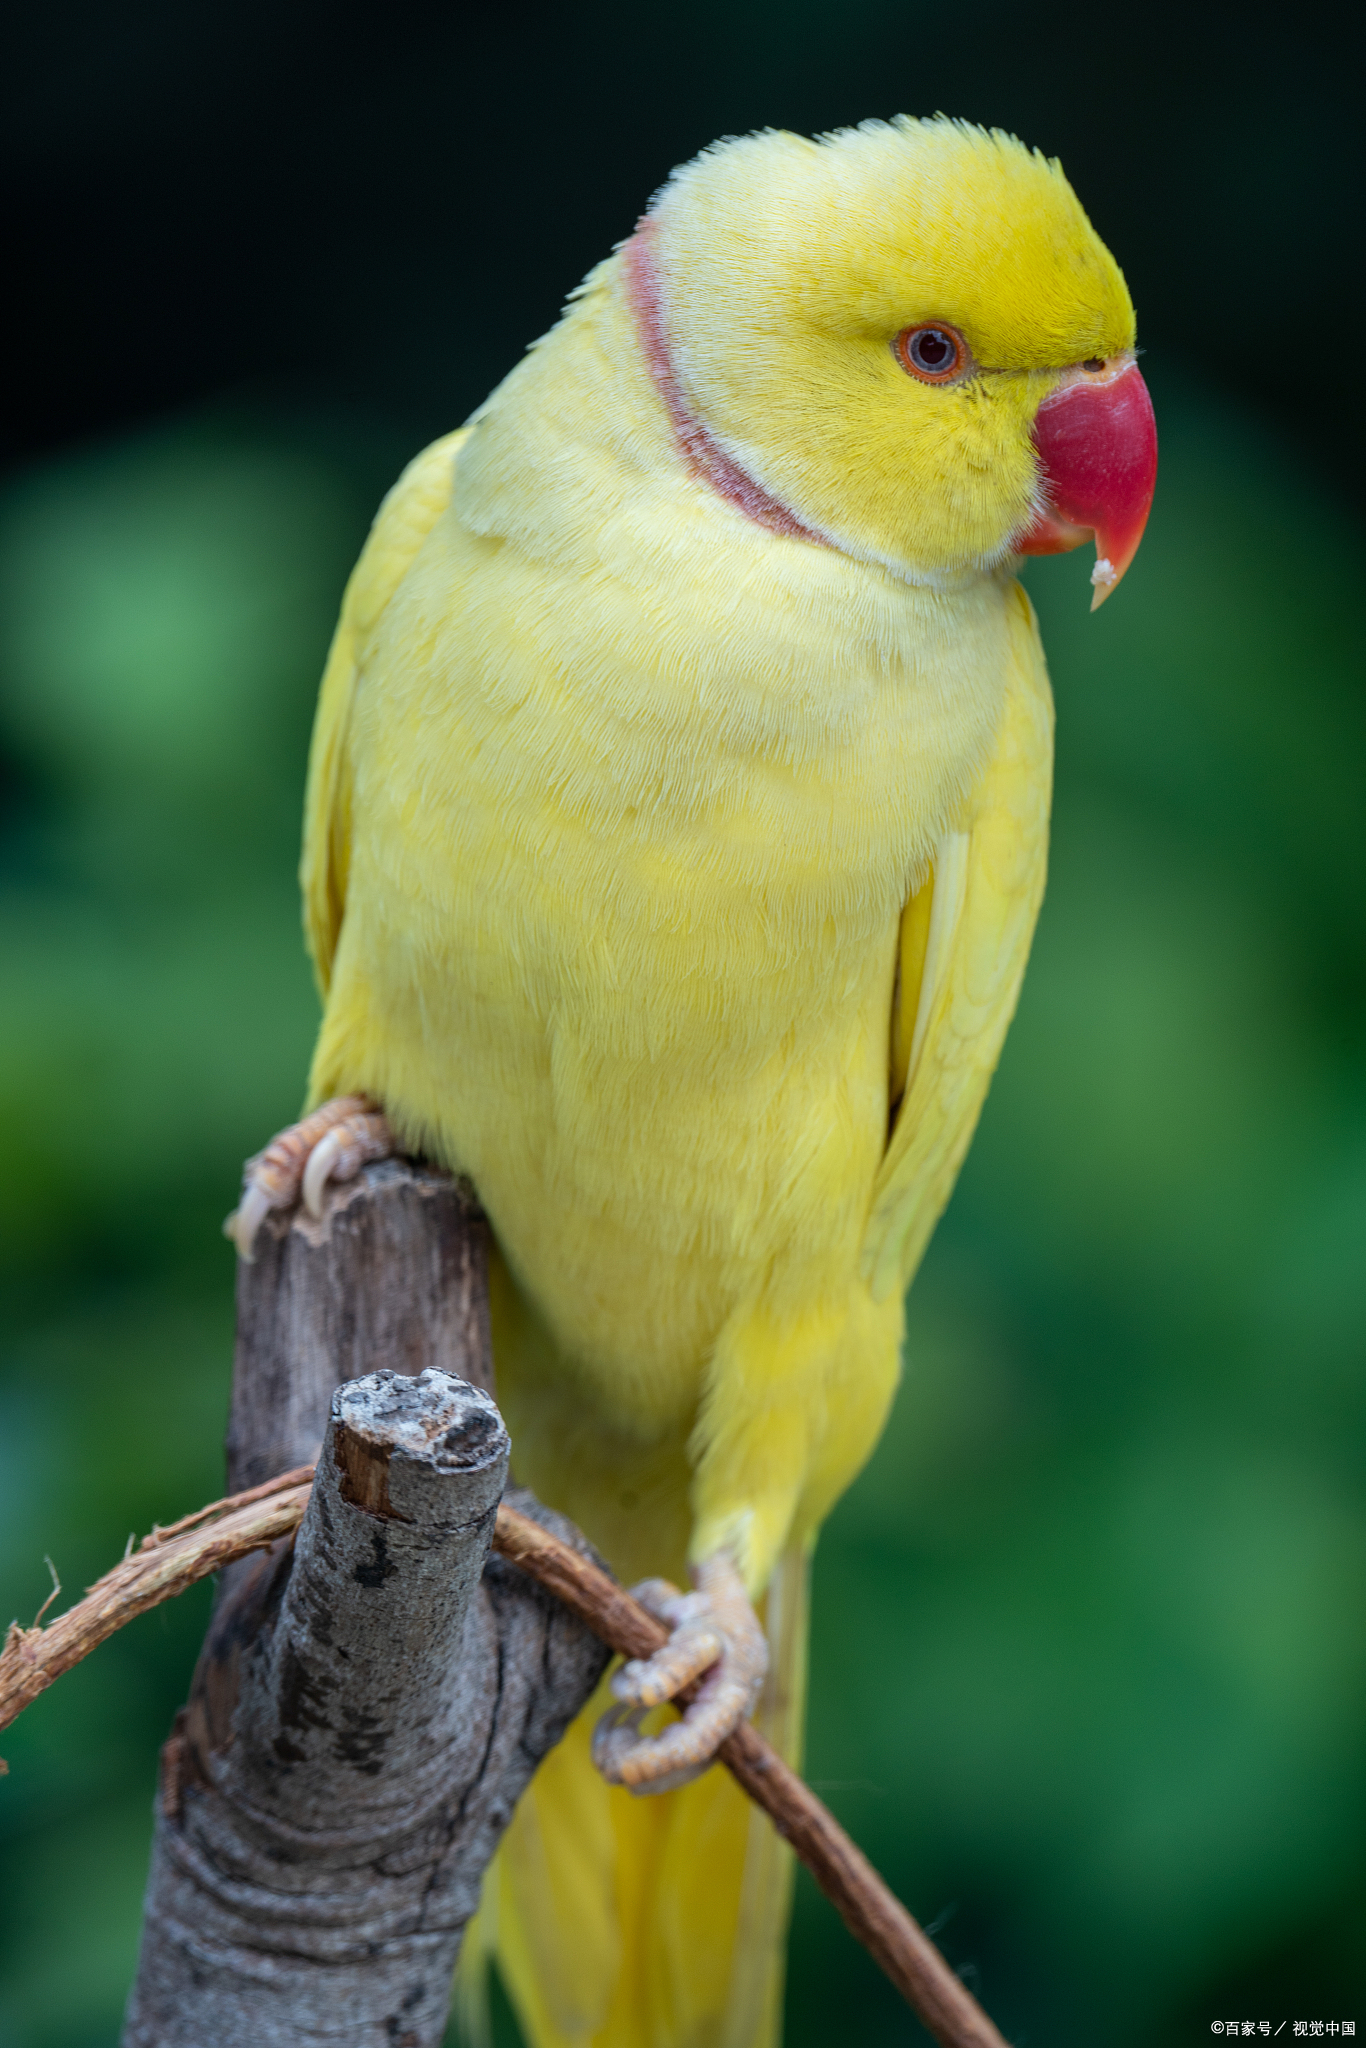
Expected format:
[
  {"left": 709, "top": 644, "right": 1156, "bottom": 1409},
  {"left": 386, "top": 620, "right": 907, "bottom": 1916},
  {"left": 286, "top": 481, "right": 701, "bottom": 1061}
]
[
  {"left": 7, "top": 1473, "right": 1008, "bottom": 2047},
  {"left": 124, "top": 1369, "right": 608, "bottom": 2048},
  {"left": 226, "top": 1158, "right": 493, "bottom": 1491},
  {"left": 5, "top": 1160, "right": 1010, "bottom": 2048},
  {"left": 123, "top": 1161, "right": 608, "bottom": 2048}
]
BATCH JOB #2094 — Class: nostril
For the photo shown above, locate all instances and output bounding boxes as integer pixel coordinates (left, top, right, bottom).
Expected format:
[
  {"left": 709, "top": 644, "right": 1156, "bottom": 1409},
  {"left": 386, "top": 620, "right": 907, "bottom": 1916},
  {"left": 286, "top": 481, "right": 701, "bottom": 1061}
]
[{"left": 1082, "top": 358, "right": 1105, "bottom": 373}]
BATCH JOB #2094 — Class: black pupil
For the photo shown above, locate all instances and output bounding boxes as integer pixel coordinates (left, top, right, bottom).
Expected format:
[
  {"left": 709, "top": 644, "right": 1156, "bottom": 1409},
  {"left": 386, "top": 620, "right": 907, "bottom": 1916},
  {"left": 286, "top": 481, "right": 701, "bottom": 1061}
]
[{"left": 913, "top": 328, "right": 953, "bottom": 371}]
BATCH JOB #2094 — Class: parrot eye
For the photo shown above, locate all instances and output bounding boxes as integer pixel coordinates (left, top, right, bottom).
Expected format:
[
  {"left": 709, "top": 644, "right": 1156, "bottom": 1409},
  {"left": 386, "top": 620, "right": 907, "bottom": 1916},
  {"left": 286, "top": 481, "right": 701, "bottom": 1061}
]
[{"left": 894, "top": 322, "right": 971, "bottom": 385}]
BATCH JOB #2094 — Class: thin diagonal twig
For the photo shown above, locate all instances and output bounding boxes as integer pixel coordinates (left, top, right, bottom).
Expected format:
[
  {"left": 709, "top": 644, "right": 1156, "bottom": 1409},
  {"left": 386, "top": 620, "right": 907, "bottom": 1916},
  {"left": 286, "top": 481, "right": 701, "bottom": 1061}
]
[
  {"left": 493, "top": 1503, "right": 1008, "bottom": 2048},
  {"left": 0, "top": 1471, "right": 314, "bottom": 1750}
]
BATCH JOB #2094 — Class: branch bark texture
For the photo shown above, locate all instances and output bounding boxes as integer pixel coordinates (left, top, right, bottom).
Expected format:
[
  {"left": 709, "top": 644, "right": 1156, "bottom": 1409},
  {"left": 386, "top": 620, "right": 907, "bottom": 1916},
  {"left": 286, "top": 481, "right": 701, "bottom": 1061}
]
[
  {"left": 123, "top": 1162, "right": 608, "bottom": 2047},
  {"left": 227, "top": 1159, "right": 492, "bottom": 1492},
  {"left": 125, "top": 1370, "right": 606, "bottom": 2047}
]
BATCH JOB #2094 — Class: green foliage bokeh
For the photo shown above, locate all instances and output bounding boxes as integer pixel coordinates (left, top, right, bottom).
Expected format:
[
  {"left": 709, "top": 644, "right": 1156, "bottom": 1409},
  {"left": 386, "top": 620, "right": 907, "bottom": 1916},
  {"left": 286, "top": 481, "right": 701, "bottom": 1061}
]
[{"left": 0, "top": 368, "right": 1361, "bottom": 2044}]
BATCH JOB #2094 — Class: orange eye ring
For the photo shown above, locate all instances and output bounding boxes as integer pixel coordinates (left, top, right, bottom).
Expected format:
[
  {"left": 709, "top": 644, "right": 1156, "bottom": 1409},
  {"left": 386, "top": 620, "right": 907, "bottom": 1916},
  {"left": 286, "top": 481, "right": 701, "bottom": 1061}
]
[{"left": 894, "top": 321, "right": 972, "bottom": 385}]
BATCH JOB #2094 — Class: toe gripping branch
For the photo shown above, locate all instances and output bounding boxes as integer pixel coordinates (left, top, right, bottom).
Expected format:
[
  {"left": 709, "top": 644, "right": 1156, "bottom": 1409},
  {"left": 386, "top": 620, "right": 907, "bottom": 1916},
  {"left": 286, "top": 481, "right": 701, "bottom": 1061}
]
[
  {"left": 591, "top": 1554, "right": 769, "bottom": 1794},
  {"left": 224, "top": 1096, "right": 395, "bottom": 1261}
]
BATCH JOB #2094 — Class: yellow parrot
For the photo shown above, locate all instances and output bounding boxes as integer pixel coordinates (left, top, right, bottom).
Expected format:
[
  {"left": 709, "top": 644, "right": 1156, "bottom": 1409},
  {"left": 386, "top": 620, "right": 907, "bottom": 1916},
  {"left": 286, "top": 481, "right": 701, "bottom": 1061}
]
[{"left": 228, "top": 117, "right": 1155, "bottom": 2048}]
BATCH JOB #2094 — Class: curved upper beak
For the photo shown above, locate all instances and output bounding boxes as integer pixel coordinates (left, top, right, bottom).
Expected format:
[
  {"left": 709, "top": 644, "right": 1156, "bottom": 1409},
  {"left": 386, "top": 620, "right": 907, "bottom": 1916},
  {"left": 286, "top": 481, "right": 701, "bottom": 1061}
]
[{"left": 1017, "top": 354, "right": 1158, "bottom": 609}]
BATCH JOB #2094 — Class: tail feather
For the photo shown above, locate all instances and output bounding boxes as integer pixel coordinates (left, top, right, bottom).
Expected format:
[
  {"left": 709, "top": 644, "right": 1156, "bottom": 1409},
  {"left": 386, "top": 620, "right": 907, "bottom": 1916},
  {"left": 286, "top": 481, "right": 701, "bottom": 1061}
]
[{"left": 473, "top": 1545, "right": 810, "bottom": 2048}]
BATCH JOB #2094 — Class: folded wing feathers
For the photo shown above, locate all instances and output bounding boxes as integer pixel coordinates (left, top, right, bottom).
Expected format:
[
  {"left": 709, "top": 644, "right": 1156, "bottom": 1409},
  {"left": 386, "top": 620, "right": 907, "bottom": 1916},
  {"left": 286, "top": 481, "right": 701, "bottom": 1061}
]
[{"left": 863, "top": 596, "right": 1053, "bottom": 1302}]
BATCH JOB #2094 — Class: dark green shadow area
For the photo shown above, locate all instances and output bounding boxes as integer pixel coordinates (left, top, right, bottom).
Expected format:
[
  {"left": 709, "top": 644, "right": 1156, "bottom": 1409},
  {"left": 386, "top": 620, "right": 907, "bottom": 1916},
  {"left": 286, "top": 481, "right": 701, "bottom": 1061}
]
[{"left": 1, "top": 365, "right": 1361, "bottom": 2046}]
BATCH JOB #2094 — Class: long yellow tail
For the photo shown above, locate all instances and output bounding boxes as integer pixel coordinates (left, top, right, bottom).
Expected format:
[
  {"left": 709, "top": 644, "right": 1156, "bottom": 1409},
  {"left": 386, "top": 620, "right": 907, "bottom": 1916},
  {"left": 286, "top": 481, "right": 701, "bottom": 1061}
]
[{"left": 465, "top": 1546, "right": 809, "bottom": 2048}]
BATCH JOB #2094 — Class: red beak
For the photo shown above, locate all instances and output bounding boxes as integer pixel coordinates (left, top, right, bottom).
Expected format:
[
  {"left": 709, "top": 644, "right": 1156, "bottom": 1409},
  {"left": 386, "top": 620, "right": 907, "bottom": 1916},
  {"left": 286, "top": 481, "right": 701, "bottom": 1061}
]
[{"left": 1017, "top": 357, "right": 1158, "bottom": 609}]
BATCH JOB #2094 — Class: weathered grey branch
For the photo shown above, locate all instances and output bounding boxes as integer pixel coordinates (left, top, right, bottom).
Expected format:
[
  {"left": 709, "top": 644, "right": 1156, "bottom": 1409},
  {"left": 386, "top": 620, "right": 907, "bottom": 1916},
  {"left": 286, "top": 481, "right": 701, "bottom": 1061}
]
[{"left": 123, "top": 1162, "right": 608, "bottom": 2048}]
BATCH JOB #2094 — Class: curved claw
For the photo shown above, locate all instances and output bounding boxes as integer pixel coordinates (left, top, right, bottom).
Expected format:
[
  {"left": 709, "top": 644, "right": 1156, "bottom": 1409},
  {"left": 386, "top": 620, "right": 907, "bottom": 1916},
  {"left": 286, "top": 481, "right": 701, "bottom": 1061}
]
[
  {"left": 223, "top": 1182, "right": 274, "bottom": 1261},
  {"left": 592, "top": 1702, "right": 712, "bottom": 1795},
  {"left": 301, "top": 1126, "right": 349, "bottom": 1217},
  {"left": 222, "top": 1096, "right": 392, "bottom": 1259},
  {"left": 593, "top": 1553, "right": 768, "bottom": 1795},
  {"left": 301, "top": 1111, "right": 393, "bottom": 1216}
]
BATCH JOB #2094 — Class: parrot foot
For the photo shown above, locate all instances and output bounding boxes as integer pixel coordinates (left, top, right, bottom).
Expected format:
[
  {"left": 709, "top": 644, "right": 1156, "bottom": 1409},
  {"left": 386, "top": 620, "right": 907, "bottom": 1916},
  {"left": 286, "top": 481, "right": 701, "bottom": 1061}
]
[
  {"left": 591, "top": 1554, "right": 768, "bottom": 1795},
  {"left": 223, "top": 1096, "right": 395, "bottom": 1261}
]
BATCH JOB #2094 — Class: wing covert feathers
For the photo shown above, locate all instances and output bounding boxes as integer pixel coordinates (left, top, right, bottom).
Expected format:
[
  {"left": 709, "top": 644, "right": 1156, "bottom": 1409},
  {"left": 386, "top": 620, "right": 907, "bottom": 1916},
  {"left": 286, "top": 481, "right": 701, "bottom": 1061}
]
[
  {"left": 300, "top": 428, "right": 468, "bottom": 992},
  {"left": 864, "top": 583, "right": 1054, "bottom": 1302}
]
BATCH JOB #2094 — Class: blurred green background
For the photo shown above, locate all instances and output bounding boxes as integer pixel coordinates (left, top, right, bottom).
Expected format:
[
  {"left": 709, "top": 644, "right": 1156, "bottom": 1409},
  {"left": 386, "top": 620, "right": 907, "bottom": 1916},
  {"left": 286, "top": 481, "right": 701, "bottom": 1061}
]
[{"left": 1, "top": 3, "right": 1363, "bottom": 2043}]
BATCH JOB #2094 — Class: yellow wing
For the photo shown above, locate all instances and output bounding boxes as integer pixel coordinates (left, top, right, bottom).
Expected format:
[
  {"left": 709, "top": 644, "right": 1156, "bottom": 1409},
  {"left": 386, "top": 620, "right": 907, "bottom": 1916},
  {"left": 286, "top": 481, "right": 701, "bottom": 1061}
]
[
  {"left": 300, "top": 427, "right": 469, "bottom": 993},
  {"left": 863, "top": 579, "right": 1054, "bottom": 1304}
]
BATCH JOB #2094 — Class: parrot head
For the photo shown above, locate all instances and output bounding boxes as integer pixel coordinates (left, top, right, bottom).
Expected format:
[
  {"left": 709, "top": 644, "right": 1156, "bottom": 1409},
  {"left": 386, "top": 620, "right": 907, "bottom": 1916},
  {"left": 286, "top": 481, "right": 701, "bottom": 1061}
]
[{"left": 628, "top": 118, "right": 1156, "bottom": 606}]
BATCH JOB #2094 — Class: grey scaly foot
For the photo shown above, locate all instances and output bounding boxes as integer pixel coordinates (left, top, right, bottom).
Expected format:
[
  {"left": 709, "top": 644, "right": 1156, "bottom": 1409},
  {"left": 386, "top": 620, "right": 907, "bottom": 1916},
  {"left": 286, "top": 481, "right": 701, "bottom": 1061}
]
[{"left": 592, "top": 1552, "right": 768, "bottom": 1794}]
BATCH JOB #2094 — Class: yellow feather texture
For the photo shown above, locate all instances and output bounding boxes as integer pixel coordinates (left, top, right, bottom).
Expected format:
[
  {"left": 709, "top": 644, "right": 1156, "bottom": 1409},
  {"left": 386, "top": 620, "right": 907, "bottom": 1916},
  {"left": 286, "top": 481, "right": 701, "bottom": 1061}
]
[
  {"left": 482, "top": 1547, "right": 808, "bottom": 2048},
  {"left": 299, "top": 117, "right": 1117, "bottom": 2047}
]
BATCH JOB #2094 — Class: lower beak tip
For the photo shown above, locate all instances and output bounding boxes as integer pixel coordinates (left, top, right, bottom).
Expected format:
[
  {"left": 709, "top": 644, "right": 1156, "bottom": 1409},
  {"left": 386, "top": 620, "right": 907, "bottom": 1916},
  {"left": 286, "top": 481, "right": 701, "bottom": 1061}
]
[{"left": 1089, "top": 555, "right": 1119, "bottom": 612}]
